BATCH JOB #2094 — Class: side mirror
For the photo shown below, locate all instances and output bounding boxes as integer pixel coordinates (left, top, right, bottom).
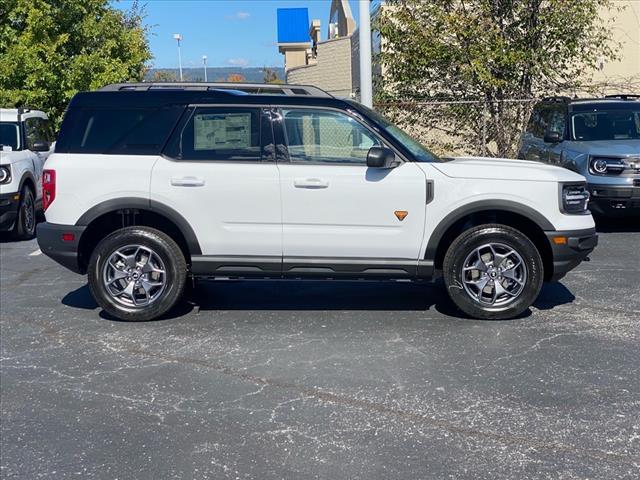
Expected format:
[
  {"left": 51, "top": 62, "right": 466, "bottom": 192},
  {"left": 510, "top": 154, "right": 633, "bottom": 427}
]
[
  {"left": 31, "top": 141, "right": 50, "bottom": 152},
  {"left": 543, "top": 131, "right": 563, "bottom": 144},
  {"left": 366, "top": 146, "right": 396, "bottom": 168}
]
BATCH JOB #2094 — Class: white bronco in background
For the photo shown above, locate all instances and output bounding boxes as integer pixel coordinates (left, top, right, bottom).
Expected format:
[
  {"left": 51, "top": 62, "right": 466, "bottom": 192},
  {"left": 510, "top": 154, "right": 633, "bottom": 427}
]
[
  {"left": 0, "top": 108, "right": 55, "bottom": 238},
  {"left": 37, "top": 83, "right": 597, "bottom": 322}
]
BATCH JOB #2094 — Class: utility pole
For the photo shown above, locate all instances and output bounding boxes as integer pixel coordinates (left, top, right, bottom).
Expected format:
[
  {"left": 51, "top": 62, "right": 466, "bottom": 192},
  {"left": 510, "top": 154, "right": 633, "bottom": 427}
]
[
  {"left": 358, "top": 0, "right": 373, "bottom": 107},
  {"left": 202, "top": 55, "right": 208, "bottom": 82},
  {"left": 173, "top": 33, "right": 183, "bottom": 81}
]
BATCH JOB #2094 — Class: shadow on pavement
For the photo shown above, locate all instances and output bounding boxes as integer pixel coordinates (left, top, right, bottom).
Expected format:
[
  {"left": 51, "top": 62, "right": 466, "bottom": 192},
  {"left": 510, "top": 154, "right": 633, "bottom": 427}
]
[{"left": 56, "top": 279, "right": 592, "bottom": 323}]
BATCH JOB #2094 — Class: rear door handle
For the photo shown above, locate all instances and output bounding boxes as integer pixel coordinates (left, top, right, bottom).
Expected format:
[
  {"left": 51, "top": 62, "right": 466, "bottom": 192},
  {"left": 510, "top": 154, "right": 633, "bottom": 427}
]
[
  {"left": 293, "top": 178, "right": 329, "bottom": 189},
  {"left": 171, "top": 176, "right": 205, "bottom": 187}
]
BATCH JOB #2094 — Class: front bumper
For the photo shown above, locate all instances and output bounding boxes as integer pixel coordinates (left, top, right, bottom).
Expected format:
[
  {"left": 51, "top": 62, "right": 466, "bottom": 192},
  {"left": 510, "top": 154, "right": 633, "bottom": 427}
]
[
  {"left": 546, "top": 228, "right": 598, "bottom": 281},
  {"left": 588, "top": 183, "right": 640, "bottom": 216},
  {"left": 0, "top": 192, "right": 21, "bottom": 231},
  {"left": 36, "top": 222, "right": 86, "bottom": 274}
]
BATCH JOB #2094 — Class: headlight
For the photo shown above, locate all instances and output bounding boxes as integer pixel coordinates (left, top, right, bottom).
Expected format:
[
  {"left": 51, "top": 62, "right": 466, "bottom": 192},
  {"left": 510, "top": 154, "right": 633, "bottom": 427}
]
[
  {"left": 0, "top": 165, "right": 10, "bottom": 184},
  {"left": 560, "top": 182, "right": 590, "bottom": 215},
  {"left": 589, "top": 156, "right": 625, "bottom": 175}
]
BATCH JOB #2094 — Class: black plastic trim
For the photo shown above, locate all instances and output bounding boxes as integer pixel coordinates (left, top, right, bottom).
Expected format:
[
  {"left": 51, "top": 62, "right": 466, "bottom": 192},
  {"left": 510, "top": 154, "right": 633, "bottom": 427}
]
[
  {"left": 545, "top": 228, "right": 597, "bottom": 281},
  {"left": 424, "top": 200, "right": 556, "bottom": 261},
  {"left": 191, "top": 255, "right": 430, "bottom": 280},
  {"left": 75, "top": 197, "right": 202, "bottom": 255},
  {"left": 36, "top": 222, "right": 86, "bottom": 274}
]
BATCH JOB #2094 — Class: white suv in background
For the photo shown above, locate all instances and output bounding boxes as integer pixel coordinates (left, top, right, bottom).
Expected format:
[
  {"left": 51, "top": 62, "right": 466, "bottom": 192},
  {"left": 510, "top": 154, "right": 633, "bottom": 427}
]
[
  {"left": 0, "top": 108, "right": 54, "bottom": 238},
  {"left": 37, "top": 83, "right": 597, "bottom": 322}
]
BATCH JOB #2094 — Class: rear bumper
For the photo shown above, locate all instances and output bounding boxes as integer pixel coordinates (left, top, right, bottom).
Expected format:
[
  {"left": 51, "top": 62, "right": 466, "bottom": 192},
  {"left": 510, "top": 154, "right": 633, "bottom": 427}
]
[
  {"left": 0, "top": 192, "right": 20, "bottom": 231},
  {"left": 36, "top": 222, "right": 86, "bottom": 274},
  {"left": 546, "top": 228, "right": 598, "bottom": 281},
  {"left": 588, "top": 183, "right": 640, "bottom": 216}
]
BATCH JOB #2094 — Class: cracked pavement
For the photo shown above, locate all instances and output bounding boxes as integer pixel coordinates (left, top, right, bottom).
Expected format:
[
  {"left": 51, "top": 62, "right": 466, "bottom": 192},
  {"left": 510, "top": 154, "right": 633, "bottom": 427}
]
[{"left": 1, "top": 223, "right": 639, "bottom": 479}]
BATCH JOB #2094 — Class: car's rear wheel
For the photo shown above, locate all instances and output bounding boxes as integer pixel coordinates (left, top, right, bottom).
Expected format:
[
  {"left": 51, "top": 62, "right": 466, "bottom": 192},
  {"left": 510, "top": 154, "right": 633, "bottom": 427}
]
[
  {"left": 14, "top": 186, "right": 36, "bottom": 239},
  {"left": 443, "top": 224, "right": 543, "bottom": 320},
  {"left": 88, "top": 227, "right": 187, "bottom": 321}
]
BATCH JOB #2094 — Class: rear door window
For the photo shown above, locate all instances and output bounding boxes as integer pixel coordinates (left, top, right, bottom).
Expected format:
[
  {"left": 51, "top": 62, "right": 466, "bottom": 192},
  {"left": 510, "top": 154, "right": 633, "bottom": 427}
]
[{"left": 164, "top": 107, "right": 268, "bottom": 161}]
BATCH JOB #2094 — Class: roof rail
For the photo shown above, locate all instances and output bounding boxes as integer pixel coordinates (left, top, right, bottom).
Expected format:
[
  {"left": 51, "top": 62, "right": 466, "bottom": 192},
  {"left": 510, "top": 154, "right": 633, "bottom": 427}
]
[
  {"left": 100, "top": 82, "right": 332, "bottom": 98},
  {"left": 540, "top": 96, "right": 572, "bottom": 103},
  {"left": 604, "top": 94, "right": 640, "bottom": 101}
]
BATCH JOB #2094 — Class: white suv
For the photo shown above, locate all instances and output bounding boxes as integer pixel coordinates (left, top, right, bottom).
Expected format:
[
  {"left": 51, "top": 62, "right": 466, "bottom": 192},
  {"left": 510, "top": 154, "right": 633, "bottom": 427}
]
[
  {"left": 1, "top": 108, "right": 54, "bottom": 238},
  {"left": 37, "top": 83, "right": 597, "bottom": 321}
]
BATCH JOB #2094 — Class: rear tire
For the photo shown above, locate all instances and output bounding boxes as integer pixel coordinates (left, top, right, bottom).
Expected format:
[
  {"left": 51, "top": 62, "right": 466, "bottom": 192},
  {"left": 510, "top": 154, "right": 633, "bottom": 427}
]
[
  {"left": 14, "top": 187, "right": 36, "bottom": 239},
  {"left": 88, "top": 227, "right": 187, "bottom": 321},
  {"left": 443, "top": 224, "right": 543, "bottom": 320}
]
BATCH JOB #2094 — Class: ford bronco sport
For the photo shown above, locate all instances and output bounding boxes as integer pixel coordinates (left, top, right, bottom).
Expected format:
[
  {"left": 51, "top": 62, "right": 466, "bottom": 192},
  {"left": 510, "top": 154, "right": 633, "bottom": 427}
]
[
  {"left": 518, "top": 95, "right": 640, "bottom": 217},
  {"left": 37, "top": 83, "right": 597, "bottom": 321},
  {"left": 1, "top": 108, "right": 54, "bottom": 238}
]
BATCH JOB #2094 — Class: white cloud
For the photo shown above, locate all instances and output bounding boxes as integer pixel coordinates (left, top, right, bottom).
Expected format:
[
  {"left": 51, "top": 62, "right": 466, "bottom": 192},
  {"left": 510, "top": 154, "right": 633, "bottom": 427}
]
[
  {"left": 227, "top": 11, "right": 250, "bottom": 20},
  {"left": 226, "top": 58, "right": 249, "bottom": 67}
]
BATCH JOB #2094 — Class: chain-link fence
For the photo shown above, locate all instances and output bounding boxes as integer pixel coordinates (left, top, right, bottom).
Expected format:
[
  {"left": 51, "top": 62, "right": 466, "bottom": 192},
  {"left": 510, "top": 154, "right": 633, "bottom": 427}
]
[{"left": 375, "top": 99, "right": 537, "bottom": 158}]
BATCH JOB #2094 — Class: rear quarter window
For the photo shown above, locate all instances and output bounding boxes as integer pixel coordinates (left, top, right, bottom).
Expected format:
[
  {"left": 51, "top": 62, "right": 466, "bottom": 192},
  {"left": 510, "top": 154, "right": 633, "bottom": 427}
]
[{"left": 55, "top": 106, "right": 184, "bottom": 154}]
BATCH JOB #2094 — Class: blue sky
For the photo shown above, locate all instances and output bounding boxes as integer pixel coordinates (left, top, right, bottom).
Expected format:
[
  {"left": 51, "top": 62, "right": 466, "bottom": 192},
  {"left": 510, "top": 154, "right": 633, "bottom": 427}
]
[{"left": 112, "top": 0, "right": 362, "bottom": 69}]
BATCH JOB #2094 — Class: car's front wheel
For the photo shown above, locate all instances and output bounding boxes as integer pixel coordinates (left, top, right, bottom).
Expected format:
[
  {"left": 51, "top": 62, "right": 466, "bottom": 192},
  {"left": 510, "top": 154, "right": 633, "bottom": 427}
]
[
  {"left": 443, "top": 224, "right": 543, "bottom": 320},
  {"left": 14, "top": 186, "right": 36, "bottom": 239},
  {"left": 88, "top": 227, "right": 187, "bottom": 321}
]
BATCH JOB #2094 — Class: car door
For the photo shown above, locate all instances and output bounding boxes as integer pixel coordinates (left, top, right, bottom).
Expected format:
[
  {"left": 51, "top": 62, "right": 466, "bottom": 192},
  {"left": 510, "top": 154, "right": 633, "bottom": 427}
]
[
  {"left": 275, "top": 106, "right": 427, "bottom": 277},
  {"left": 151, "top": 106, "right": 282, "bottom": 274}
]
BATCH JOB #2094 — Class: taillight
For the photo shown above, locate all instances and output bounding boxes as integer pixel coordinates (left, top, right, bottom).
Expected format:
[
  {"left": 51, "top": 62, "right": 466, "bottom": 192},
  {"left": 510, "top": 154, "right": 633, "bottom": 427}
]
[{"left": 43, "top": 169, "right": 56, "bottom": 211}]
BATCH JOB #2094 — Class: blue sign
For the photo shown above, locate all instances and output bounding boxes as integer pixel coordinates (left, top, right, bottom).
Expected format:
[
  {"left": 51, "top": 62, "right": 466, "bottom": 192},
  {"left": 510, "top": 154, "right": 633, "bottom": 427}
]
[{"left": 277, "top": 8, "right": 310, "bottom": 44}]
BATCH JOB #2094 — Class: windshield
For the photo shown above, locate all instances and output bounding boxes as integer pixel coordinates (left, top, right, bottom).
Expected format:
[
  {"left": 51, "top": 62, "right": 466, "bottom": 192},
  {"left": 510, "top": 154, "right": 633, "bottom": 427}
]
[
  {"left": 571, "top": 105, "right": 640, "bottom": 141},
  {"left": 0, "top": 122, "right": 21, "bottom": 150},
  {"left": 348, "top": 102, "right": 441, "bottom": 162}
]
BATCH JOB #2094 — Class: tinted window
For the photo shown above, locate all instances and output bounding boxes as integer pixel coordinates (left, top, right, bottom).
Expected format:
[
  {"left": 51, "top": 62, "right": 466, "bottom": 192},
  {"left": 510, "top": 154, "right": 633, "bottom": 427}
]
[
  {"left": 0, "top": 123, "right": 21, "bottom": 150},
  {"left": 282, "top": 108, "right": 380, "bottom": 164},
  {"left": 165, "top": 107, "right": 263, "bottom": 161},
  {"left": 55, "top": 106, "right": 183, "bottom": 154},
  {"left": 24, "top": 118, "right": 48, "bottom": 149}
]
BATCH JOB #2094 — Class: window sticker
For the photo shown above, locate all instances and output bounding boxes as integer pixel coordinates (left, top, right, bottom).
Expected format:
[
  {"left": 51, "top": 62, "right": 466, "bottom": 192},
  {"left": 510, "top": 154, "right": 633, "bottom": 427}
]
[{"left": 194, "top": 113, "right": 251, "bottom": 150}]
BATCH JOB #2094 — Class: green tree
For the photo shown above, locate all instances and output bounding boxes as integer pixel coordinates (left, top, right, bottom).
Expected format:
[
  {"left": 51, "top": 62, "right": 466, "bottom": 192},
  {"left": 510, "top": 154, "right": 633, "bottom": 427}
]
[
  {"left": 150, "top": 70, "right": 179, "bottom": 82},
  {"left": 375, "top": 0, "right": 621, "bottom": 156},
  {"left": 0, "top": 0, "right": 151, "bottom": 127},
  {"left": 262, "top": 67, "right": 283, "bottom": 84}
]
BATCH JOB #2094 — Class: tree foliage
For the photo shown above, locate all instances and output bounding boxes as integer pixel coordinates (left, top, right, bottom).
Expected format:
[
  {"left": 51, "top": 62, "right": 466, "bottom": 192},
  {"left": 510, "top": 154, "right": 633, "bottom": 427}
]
[
  {"left": 0, "top": 0, "right": 151, "bottom": 126},
  {"left": 227, "top": 74, "right": 246, "bottom": 83},
  {"left": 375, "top": 0, "right": 621, "bottom": 156},
  {"left": 262, "top": 67, "right": 283, "bottom": 84}
]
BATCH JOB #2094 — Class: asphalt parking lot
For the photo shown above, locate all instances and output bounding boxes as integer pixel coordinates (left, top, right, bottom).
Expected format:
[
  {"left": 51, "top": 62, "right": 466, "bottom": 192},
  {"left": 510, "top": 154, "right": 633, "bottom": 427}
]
[{"left": 1, "top": 221, "right": 639, "bottom": 479}]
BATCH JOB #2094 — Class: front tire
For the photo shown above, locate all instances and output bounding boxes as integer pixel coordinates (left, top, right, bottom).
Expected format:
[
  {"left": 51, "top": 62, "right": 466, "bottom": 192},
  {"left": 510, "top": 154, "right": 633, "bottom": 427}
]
[
  {"left": 14, "top": 187, "right": 36, "bottom": 239},
  {"left": 88, "top": 227, "right": 187, "bottom": 321},
  {"left": 443, "top": 224, "right": 544, "bottom": 320}
]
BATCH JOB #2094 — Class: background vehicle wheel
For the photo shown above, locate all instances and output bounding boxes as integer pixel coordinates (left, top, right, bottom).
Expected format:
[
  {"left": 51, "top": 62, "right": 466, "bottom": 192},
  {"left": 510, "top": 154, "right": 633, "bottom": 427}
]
[
  {"left": 88, "top": 227, "right": 187, "bottom": 321},
  {"left": 14, "top": 187, "right": 36, "bottom": 239},
  {"left": 443, "top": 224, "right": 543, "bottom": 320}
]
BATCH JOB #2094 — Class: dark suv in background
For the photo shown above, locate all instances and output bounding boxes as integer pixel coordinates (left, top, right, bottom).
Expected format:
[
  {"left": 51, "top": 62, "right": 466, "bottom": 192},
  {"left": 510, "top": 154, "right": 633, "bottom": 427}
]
[{"left": 518, "top": 95, "right": 640, "bottom": 217}]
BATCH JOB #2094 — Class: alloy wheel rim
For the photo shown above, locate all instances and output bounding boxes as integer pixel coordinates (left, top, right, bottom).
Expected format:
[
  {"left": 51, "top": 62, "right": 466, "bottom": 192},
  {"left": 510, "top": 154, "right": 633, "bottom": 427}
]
[
  {"left": 461, "top": 242, "right": 527, "bottom": 307},
  {"left": 102, "top": 245, "right": 167, "bottom": 308}
]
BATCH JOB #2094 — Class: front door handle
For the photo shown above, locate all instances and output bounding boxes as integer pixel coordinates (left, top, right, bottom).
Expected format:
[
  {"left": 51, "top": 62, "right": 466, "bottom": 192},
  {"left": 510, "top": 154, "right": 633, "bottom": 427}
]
[
  {"left": 171, "top": 176, "right": 205, "bottom": 187},
  {"left": 293, "top": 178, "right": 329, "bottom": 189}
]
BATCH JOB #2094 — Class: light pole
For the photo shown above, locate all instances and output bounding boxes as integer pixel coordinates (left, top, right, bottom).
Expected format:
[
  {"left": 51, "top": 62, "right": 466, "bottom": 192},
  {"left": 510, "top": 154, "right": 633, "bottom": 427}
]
[
  {"left": 358, "top": 0, "right": 373, "bottom": 107},
  {"left": 202, "top": 55, "right": 208, "bottom": 82},
  {"left": 173, "top": 33, "right": 183, "bottom": 81}
]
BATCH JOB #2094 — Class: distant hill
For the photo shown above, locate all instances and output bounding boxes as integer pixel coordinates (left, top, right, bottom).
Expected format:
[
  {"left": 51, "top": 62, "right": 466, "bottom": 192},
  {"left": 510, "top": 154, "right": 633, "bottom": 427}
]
[{"left": 145, "top": 67, "right": 285, "bottom": 83}]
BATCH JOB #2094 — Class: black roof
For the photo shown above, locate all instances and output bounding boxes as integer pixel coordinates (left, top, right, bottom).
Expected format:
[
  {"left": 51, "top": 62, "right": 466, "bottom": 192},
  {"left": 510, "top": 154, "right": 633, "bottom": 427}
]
[{"left": 68, "top": 89, "right": 349, "bottom": 110}]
